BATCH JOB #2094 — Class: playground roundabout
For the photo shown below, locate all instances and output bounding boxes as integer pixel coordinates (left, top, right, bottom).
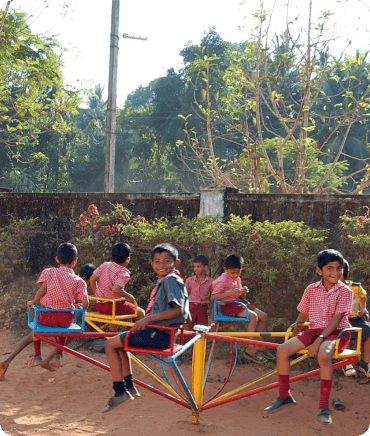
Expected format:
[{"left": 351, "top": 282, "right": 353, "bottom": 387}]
[{"left": 0, "top": 323, "right": 370, "bottom": 436}]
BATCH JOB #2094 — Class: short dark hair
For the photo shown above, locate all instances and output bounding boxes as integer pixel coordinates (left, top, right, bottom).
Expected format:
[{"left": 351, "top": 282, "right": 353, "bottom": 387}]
[
  {"left": 57, "top": 243, "right": 78, "bottom": 265},
  {"left": 223, "top": 254, "right": 244, "bottom": 269},
  {"left": 317, "top": 249, "right": 344, "bottom": 270},
  {"left": 151, "top": 243, "right": 178, "bottom": 261},
  {"left": 193, "top": 255, "right": 208, "bottom": 266},
  {"left": 343, "top": 259, "right": 350, "bottom": 279},
  {"left": 80, "top": 263, "right": 96, "bottom": 280},
  {"left": 112, "top": 242, "right": 131, "bottom": 264}
]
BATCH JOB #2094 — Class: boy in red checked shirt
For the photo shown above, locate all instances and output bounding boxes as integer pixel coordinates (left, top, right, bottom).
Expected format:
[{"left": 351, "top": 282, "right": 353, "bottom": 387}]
[
  {"left": 27, "top": 243, "right": 89, "bottom": 371},
  {"left": 211, "top": 254, "right": 273, "bottom": 363},
  {"left": 0, "top": 263, "right": 95, "bottom": 379},
  {"left": 265, "top": 249, "right": 353, "bottom": 426},
  {"left": 90, "top": 242, "right": 145, "bottom": 331},
  {"left": 184, "top": 255, "right": 213, "bottom": 329}
]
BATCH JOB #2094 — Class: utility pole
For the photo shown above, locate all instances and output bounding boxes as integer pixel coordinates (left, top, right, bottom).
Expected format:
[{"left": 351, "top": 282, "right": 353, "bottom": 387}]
[
  {"left": 122, "top": 33, "right": 147, "bottom": 41},
  {"left": 104, "top": 3, "right": 147, "bottom": 193},
  {"left": 104, "top": 0, "right": 120, "bottom": 193}
]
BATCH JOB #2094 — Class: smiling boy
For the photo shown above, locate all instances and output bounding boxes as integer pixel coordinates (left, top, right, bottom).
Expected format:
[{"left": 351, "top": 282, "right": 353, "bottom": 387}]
[
  {"left": 102, "top": 243, "right": 189, "bottom": 415},
  {"left": 264, "top": 249, "right": 353, "bottom": 426}
]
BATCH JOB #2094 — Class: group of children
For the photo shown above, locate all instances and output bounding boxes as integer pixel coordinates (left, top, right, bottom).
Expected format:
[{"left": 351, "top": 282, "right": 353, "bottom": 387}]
[{"left": 0, "top": 241, "right": 368, "bottom": 425}]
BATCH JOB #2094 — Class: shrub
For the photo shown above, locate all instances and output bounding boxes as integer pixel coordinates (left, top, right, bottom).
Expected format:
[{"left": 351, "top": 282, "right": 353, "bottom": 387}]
[
  {"left": 0, "top": 203, "right": 333, "bottom": 332},
  {"left": 340, "top": 209, "right": 370, "bottom": 288},
  {"left": 74, "top": 205, "right": 329, "bottom": 327}
]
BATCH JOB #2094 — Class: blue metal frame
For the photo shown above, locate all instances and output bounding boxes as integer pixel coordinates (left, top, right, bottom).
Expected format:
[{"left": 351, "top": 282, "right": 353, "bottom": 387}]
[
  {"left": 28, "top": 305, "right": 86, "bottom": 333},
  {"left": 213, "top": 300, "right": 250, "bottom": 322}
]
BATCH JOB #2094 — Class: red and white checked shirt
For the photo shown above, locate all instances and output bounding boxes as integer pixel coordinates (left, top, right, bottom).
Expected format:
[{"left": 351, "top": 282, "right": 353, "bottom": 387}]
[
  {"left": 185, "top": 275, "right": 213, "bottom": 304},
  {"left": 94, "top": 262, "right": 131, "bottom": 299},
  {"left": 38, "top": 266, "right": 88, "bottom": 310},
  {"left": 297, "top": 279, "right": 353, "bottom": 330},
  {"left": 212, "top": 272, "right": 242, "bottom": 302}
]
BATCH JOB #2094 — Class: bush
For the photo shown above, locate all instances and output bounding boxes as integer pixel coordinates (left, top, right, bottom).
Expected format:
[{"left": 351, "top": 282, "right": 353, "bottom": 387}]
[
  {"left": 340, "top": 209, "right": 370, "bottom": 288},
  {"left": 73, "top": 205, "right": 329, "bottom": 328},
  {"left": 0, "top": 203, "right": 334, "bottom": 332}
]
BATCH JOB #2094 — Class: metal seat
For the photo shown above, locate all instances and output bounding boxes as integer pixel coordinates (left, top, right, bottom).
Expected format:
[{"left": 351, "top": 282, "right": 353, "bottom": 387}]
[
  {"left": 28, "top": 305, "right": 86, "bottom": 333},
  {"left": 213, "top": 300, "right": 250, "bottom": 323},
  {"left": 85, "top": 296, "right": 138, "bottom": 332}
]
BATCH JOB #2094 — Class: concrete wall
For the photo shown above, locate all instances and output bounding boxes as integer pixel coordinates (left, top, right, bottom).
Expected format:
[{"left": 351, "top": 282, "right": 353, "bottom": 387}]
[
  {"left": 1, "top": 191, "right": 370, "bottom": 243},
  {"left": 0, "top": 192, "right": 200, "bottom": 230},
  {"left": 225, "top": 192, "right": 370, "bottom": 247}
]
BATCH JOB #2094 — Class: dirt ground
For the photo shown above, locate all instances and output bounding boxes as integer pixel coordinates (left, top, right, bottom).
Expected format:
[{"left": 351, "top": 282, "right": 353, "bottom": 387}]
[{"left": 0, "top": 329, "right": 369, "bottom": 436}]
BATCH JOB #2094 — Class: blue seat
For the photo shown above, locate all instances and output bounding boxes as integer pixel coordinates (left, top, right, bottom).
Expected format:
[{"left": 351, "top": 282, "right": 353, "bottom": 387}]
[
  {"left": 213, "top": 300, "right": 250, "bottom": 323},
  {"left": 28, "top": 305, "right": 86, "bottom": 333}
]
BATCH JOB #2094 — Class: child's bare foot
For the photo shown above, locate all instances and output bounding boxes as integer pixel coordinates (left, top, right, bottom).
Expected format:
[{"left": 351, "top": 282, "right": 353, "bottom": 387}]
[
  {"left": 40, "top": 361, "right": 57, "bottom": 372},
  {"left": 49, "top": 355, "right": 62, "bottom": 369},
  {"left": 0, "top": 362, "right": 9, "bottom": 381},
  {"left": 28, "top": 356, "right": 42, "bottom": 367}
]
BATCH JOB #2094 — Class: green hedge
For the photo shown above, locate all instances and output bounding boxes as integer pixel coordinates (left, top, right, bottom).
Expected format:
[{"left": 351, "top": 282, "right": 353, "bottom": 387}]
[{"left": 73, "top": 204, "right": 329, "bottom": 329}]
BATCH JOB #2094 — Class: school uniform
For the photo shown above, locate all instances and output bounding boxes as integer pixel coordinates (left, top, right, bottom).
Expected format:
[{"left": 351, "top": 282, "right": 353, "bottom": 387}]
[{"left": 93, "top": 262, "right": 136, "bottom": 315}]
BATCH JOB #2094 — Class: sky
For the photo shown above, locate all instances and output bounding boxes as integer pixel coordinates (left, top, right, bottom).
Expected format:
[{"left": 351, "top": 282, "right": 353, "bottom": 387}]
[{"left": 8, "top": 0, "right": 370, "bottom": 108}]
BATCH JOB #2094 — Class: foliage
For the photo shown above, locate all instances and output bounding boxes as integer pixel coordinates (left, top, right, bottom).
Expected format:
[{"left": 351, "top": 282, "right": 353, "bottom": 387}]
[
  {"left": 7, "top": 203, "right": 370, "bottom": 330},
  {"left": 340, "top": 209, "right": 370, "bottom": 287},
  {"left": 0, "top": 9, "right": 84, "bottom": 192},
  {"left": 177, "top": 5, "right": 370, "bottom": 194},
  {"left": 74, "top": 204, "right": 328, "bottom": 322},
  {"left": 116, "top": 101, "right": 182, "bottom": 192}
]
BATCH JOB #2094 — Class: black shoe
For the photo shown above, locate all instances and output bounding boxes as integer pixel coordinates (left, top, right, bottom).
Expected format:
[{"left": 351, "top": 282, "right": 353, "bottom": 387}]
[
  {"left": 317, "top": 407, "right": 332, "bottom": 425},
  {"left": 101, "top": 391, "right": 134, "bottom": 414},
  {"left": 265, "top": 395, "right": 296, "bottom": 413},
  {"left": 359, "top": 361, "right": 370, "bottom": 378}
]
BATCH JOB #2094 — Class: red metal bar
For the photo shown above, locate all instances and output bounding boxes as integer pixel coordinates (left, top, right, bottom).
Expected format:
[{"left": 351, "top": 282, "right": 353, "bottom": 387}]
[
  {"left": 36, "top": 333, "right": 192, "bottom": 410},
  {"left": 35, "top": 334, "right": 111, "bottom": 371},
  {"left": 205, "top": 332, "right": 279, "bottom": 348},
  {"left": 203, "top": 341, "right": 236, "bottom": 405},
  {"left": 201, "top": 356, "right": 359, "bottom": 411}
]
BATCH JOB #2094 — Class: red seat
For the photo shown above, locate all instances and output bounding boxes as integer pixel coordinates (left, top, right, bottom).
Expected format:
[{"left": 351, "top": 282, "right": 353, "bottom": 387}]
[{"left": 123, "top": 325, "right": 184, "bottom": 357}]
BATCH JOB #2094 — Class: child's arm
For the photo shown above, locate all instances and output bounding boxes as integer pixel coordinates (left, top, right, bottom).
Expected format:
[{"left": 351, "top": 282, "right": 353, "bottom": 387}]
[
  {"left": 131, "top": 302, "right": 182, "bottom": 332},
  {"left": 210, "top": 288, "right": 243, "bottom": 302},
  {"left": 89, "top": 274, "right": 98, "bottom": 294},
  {"left": 112, "top": 284, "right": 136, "bottom": 303},
  {"left": 292, "top": 312, "right": 309, "bottom": 336},
  {"left": 27, "top": 282, "right": 47, "bottom": 309},
  {"left": 360, "top": 296, "right": 367, "bottom": 316},
  {"left": 307, "top": 313, "right": 344, "bottom": 358},
  {"left": 78, "top": 299, "right": 89, "bottom": 309}
]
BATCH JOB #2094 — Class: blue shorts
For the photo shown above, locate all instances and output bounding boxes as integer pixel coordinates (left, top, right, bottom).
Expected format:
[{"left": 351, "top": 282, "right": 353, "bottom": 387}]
[
  {"left": 119, "top": 327, "right": 171, "bottom": 349},
  {"left": 349, "top": 316, "right": 370, "bottom": 341}
]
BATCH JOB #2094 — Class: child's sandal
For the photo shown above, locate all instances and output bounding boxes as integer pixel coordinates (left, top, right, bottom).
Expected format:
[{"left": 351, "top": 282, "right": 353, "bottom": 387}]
[{"left": 28, "top": 356, "right": 42, "bottom": 367}]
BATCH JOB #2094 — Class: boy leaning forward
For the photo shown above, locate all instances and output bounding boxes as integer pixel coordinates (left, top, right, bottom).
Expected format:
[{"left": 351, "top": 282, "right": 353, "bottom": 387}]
[{"left": 265, "top": 249, "right": 353, "bottom": 426}]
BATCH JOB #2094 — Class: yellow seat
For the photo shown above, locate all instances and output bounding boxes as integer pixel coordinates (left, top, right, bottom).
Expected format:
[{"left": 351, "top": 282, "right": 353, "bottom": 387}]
[
  {"left": 284, "top": 322, "right": 362, "bottom": 360},
  {"left": 85, "top": 296, "right": 138, "bottom": 332}
]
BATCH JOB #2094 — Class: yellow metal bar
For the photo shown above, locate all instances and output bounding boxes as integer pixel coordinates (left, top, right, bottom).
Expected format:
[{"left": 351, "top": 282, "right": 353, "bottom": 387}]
[
  {"left": 130, "top": 354, "right": 185, "bottom": 401},
  {"left": 192, "top": 333, "right": 207, "bottom": 423},
  {"left": 85, "top": 319, "right": 106, "bottom": 333},
  {"left": 206, "top": 353, "right": 309, "bottom": 406},
  {"left": 334, "top": 327, "right": 362, "bottom": 359}
]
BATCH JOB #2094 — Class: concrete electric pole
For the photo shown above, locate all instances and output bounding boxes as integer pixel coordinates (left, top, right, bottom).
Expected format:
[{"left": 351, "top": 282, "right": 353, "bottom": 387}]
[
  {"left": 104, "top": 0, "right": 120, "bottom": 193},
  {"left": 104, "top": 2, "right": 147, "bottom": 193}
]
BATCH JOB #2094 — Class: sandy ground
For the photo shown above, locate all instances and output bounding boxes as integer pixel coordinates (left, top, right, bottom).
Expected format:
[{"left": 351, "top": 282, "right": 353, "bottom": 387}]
[{"left": 0, "top": 329, "right": 369, "bottom": 436}]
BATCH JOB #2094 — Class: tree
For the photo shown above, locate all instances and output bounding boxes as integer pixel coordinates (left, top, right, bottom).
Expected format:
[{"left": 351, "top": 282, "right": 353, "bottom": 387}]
[
  {"left": 0, "top": 8, "right": 82, "bottom": 191},
  {"left": 115, "top": 100, "right": 181, "bottom": 192},
  {"left": 68, "top": 84, "right": 107, "bottom": 192},
  {"left": 177, "top": 2, "right": 370, "bottom": 194}
]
